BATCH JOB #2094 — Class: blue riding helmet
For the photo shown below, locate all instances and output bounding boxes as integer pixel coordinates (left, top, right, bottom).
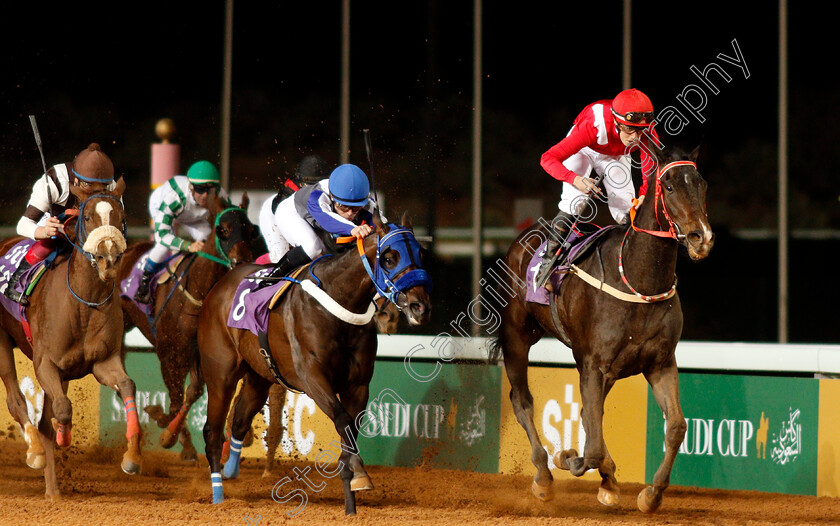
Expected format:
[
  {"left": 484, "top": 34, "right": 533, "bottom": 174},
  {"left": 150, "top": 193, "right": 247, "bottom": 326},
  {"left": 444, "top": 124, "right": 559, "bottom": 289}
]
[{"left": 329, "top": 164, "right": 370, "bottom": 207}]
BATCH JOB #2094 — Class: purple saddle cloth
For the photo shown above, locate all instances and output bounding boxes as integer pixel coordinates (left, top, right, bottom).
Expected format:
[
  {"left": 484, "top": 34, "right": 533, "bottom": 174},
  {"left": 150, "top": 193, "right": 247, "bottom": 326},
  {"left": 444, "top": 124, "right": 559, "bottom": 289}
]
[
  {"left": 227, "top": 268, "right": 287, "bottom": 336},
  {"left": 119, "top": 252, "right": 178, "bottom": 317},
  {"left": 0, "top": 239, "right": 45, "bottom": 321},
  {"left": 524, "top": 225, "right": 618, "bottom": 305}
]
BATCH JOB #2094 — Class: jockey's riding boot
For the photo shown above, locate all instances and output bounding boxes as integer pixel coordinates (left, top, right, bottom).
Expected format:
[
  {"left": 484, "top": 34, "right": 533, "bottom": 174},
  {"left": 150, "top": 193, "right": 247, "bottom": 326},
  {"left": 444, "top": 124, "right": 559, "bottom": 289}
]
[
  {"left": 258, "top": 246, "right": 312, "bottom": 289},
  {"left": 536, "top": 211, "right": 575, "bottom": 291},
  {"left": 134, "top": 269, "right": 155, "bottom": 304},
  {"left": 4, "top": 259, "right": 33, "bottom": 306}
]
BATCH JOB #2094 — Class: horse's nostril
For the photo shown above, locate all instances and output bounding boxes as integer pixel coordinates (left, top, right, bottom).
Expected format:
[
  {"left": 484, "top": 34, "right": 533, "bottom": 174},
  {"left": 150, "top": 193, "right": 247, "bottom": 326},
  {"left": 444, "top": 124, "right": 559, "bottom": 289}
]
[
  {"left": 410, "top": 302, "right": 425, "bottom": 316},
  {"left": 687, "top": 232, "right": 703, "bottom": 245}
]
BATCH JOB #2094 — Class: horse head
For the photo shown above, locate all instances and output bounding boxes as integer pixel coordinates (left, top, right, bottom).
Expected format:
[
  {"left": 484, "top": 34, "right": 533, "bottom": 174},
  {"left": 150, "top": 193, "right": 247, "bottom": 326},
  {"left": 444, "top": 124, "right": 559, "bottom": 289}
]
[
  {"left": 645, "top": 144, "right": 715, "bottom": 261},
  {"left": 367, "top": 210, "right": 432, "bottom": 326},
  {"left": 208, "top": 191, "right": 260, "bottom": 267},
  {"left": 71, "top": 177, "right": 128, "bottom": 281}
]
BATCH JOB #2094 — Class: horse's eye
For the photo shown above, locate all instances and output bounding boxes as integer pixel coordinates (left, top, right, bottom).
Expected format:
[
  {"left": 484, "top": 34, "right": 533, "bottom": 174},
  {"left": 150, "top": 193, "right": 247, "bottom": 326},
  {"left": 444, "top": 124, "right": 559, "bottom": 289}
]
[
  {"left": 84, "top": 215, "right": 91, "bottom": 221},
  {"left": 665, "top": 186, "right": 674, "bottom": 192}
]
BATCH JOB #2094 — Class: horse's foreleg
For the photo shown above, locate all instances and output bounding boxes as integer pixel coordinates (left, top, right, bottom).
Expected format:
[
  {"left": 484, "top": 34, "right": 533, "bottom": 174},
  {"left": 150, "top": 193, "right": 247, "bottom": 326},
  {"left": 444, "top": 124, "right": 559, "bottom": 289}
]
[
  {"left": 305, "top": 377, "right": 366, "bottom": 516},
  {"left": 34, "top": 363, "right": 72, "bottom": 448},
  {"left": 501, "top": 324, "right": 552, "bottom": 501},
  {"left": 262, "top": 384, "right": 286, "bottom": 477},
  {"left": 36, "top": 390, "right": 60, "bottom": 500},
  {"left": 0, "top": 338, "right": 44, "bottom": 469},
  {"left": 157, "top": 347, "right": 189, "bottom": 449},
  {"left": 169, "top": 356, "right": 204, "bottom": 461},
  {"left": 222, "top": 371, "right": 271, "bottom": 480},
  {"left": 639, "top": 361, "right": 685, "bottom": 513},
  {"left": 91, "top": 357, "right": 143, "bottom": 475},
  {"left": 339, "top": 383, "right": 372, "bottom": 494},
  {"left": 564, "top": 367, "right": 609, "bottom": 477}
]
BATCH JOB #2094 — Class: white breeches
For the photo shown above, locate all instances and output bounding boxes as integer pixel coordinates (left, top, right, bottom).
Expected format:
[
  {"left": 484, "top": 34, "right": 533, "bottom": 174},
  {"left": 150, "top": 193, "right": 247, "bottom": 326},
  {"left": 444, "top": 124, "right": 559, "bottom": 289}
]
[
  {"left": 271, "top": 196, "right": 326, "bottom": 261},
  {"left": 557, "top": 147, "right": 635, "bottom": 224}
]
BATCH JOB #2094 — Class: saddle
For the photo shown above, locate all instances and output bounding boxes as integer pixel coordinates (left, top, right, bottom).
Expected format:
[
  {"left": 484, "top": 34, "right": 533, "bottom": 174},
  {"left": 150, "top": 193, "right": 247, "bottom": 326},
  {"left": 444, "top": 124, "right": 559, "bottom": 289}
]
[{"left": 526, "top": 225, "right": 619, "bottom": 305}]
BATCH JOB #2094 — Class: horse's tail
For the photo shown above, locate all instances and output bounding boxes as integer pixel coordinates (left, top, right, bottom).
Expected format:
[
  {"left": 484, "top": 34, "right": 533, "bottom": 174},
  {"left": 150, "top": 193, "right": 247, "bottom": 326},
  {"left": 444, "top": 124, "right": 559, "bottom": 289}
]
[{"left": 486, "top": 337, "right": 503, "bottom": 365}]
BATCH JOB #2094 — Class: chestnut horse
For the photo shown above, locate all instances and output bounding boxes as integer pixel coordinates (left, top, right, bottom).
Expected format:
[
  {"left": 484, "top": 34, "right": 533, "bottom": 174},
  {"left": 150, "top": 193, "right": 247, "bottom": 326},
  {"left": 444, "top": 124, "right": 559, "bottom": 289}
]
[
  {"left": 488, "top": 145, "right": 714, "bottom": 513},
  {"left": 198, "top": 212, "right": 431, "bottom": 514},
  {"left": 119, "top": 191, "right": 259, "bottom": 461},
  {"left": 0, "top": 180, "right": 142, "bottom": 499}
]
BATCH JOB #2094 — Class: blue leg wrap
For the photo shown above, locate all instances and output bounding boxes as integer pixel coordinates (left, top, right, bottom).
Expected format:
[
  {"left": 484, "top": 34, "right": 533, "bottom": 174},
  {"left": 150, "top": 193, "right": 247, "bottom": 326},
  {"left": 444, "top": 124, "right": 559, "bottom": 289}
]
[
  {"left": 211, "top": 472, "right": 224, "bottom": 504},
  {"left": 222, "top": 436, "right": 243, "bottom": 479}
]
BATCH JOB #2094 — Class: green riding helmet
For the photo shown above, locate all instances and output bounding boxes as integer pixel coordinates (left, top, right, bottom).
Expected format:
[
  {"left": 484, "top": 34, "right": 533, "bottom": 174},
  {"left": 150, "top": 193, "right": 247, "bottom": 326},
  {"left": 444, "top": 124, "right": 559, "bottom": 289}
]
[{"left": 187, "top": 160, "right": 221, "bottom": 185}]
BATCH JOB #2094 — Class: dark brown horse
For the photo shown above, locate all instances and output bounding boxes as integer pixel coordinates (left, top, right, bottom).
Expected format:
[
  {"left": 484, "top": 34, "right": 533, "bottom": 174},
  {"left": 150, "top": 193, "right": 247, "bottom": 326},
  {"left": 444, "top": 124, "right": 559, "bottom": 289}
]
[
  {"left": 119, "top": 190, "right": 258, "bottom": 460},
  {"left": 0, "top": 180, "right": 142, "bottom": 499},
  {"left": 198, "top": 212, "right": 431, "bottom": 514},
  {"left": 259, "top": 296, "right": 400, "bottom": 477},
  {"left": 488, "top": 145, "right": 714, "bottom": 513}
]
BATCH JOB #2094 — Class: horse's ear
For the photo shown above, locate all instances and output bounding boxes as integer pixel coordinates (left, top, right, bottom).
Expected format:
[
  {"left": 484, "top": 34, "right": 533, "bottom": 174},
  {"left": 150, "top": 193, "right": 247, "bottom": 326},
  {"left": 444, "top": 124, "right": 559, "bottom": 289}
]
[
  {"left": 69, "top": 183, "right": 85, "bottom": 202},
  {"left": 400, "top": 210, "right": 413, "bottom": 231},
  {"left": 373, "top": 206, "right": 388, "bottom": 236},
  {"left": 112, "top": 176, "right": 126, "bottom": 198},
  {"left": 239, "top": 191, "right": 249, "bottom": 210},
  {"left": 646, "top": 136, "right": 665, "bottom": 164},
  {"left": 688, "top": 139, "right": 705, "bottom": 164}
]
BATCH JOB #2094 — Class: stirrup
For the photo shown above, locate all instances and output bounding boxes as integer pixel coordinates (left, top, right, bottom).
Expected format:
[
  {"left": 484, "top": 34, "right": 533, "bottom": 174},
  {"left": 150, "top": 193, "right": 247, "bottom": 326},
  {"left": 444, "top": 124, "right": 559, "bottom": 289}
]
[{"left": 4, "top": 287, "right": 29, "bottom": 306}]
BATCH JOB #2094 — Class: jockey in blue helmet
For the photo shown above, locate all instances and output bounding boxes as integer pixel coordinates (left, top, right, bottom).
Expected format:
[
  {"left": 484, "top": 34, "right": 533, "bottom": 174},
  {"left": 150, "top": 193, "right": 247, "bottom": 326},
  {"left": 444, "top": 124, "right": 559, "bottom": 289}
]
[{"left": 262, "top": 163, "right": 381, "bottom": 280}]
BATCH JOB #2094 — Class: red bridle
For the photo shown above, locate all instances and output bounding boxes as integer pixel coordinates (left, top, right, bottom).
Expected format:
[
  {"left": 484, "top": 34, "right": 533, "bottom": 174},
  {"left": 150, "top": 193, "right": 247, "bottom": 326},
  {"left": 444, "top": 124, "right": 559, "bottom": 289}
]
[{"left": 630, "top": 160, "right": 696, "bottom": 240}]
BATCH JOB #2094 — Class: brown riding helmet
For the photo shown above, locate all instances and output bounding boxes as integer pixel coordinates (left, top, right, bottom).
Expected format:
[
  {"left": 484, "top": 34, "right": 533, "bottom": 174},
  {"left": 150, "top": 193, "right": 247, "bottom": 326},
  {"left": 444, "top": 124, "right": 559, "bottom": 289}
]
[{"left": 72, "top": 143, "right": 115, "bottom": 192}]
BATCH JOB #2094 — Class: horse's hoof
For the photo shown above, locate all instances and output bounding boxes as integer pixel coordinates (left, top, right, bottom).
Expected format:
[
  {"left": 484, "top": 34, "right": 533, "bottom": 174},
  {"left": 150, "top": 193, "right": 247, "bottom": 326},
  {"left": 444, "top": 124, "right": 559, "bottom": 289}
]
[
  {"left": 121, "top": 456, "right": 142, "bottom": 475},
  {"left": 597, "top": 486, "right": 620, "bottom": 507},
  {"left": 180, "top": 450, "right": 198, "bottom": 463},
  {"left": 159, "top": 429, "right": 178, "bottom": 449},
  {"left": 26, "top": 452, "right": 46, "bottom": 470},
  {"left": 144, "top": 405, "right": 166, "bottom": 425},
  {"left": 350, "top": 475, "right": 374, "bottom": 492},
  {"left": 553, "top": 449, "right": 578, "bottom": 470},
  {"left": 637, "top": 486, "right": 661, "bottom": 513},
  {"left": 51, "top": 418, "right": 72, "bottom": 447},
  {"left": 45, "top": 492, "right": 61, "bottom": 502},
  {"left": 531, "top": 480, "right": 553, "bottom": 502}
]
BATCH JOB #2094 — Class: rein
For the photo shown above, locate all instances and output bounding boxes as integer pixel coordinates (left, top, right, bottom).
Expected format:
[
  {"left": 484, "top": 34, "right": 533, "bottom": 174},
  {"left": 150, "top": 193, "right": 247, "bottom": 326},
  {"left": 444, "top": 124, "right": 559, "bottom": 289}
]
[{"left": 193, "top": 206, "right": 243, "bottom": 268}]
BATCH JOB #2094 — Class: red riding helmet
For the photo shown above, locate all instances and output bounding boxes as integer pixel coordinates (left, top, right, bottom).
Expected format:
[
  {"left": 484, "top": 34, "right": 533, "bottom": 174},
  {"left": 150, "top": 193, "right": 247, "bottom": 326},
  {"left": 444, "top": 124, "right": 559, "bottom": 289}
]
[{"left": 611, "top": 89, "right": 654, "bottom": 127}]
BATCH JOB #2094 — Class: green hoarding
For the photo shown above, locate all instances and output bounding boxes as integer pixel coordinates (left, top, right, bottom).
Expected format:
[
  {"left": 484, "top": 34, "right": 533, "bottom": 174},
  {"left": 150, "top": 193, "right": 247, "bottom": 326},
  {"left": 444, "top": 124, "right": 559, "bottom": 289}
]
[
  {"left": 100, "top": 353, "right": 502, "bottom": 473},
  {"left": 357, "top": 360, "right": 502, "bottom": 473},
  {"left": 645, "top": 373, "right": 818, "bottom": 495}
]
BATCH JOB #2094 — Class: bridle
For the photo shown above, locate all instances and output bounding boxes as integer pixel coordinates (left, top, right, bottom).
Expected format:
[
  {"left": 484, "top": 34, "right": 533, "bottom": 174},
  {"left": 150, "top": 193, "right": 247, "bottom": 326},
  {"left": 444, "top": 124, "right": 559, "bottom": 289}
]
[
  {"left": 617, "top": 160, "right": 697, "bottom": 303},
  {"left": 60, "top": 193, "right": 126, "bottom": 307},
  {"left": 628, "top": 160, "right": 696, "bottom": 241},
  {"left": 355, "top": 225, "right": 432, "bottom": 312}
]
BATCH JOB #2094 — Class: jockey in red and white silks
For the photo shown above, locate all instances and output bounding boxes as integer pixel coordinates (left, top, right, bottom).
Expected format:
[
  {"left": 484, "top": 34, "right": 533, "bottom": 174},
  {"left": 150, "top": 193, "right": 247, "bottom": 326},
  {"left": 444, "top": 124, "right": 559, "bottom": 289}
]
[{"left": 540, "top": 91, "right": 660, "bottom": 225}]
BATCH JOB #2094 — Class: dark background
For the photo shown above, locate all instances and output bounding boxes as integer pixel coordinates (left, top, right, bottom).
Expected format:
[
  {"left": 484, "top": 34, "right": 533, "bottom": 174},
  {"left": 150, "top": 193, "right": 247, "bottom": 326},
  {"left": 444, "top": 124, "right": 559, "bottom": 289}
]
[{"left": 0, "top": 1, "right": 836, "bottom": 342}]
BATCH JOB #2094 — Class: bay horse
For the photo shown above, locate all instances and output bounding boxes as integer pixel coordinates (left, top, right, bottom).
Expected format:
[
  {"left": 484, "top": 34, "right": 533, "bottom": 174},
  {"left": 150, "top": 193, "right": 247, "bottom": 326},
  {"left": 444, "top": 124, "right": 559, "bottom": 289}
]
[
  {"left": 119, "top": 190, "right": 259, "bottom": 461},
  {"left": 259, "top": 295, "right": 400, "bottom": 477},
  {"left": 0, "top": 180, "right": 142, "bottom": 499},
  {"left": 488, "top": 145, "right": 714, "bottom": 513},
  {"left": 198, "top": 212, "right": 431, "bottom": 514}
]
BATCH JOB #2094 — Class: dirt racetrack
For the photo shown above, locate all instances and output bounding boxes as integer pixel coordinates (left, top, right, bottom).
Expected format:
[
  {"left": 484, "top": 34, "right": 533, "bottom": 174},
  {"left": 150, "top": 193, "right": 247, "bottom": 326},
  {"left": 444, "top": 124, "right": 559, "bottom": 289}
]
[{"left": 0, "top": 440, "right": 838, "bottom": 526}]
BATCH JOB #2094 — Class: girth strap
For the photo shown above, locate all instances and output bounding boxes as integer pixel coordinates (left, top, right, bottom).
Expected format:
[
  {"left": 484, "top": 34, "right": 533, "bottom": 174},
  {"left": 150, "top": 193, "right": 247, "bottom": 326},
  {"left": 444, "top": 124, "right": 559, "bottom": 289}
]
[{"left": 257, "top": 330, "right": 303, "bottom": 393}]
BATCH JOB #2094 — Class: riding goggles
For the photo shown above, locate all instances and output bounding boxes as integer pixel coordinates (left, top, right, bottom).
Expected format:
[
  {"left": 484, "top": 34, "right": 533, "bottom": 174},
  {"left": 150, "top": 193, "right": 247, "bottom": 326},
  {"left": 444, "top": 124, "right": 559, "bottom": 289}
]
[
  {"left": 192, "top": 183, "right": 219, "bottom": 195},
  {"left": 611, "top": 109, "right": 654, "bottom": 124}
]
